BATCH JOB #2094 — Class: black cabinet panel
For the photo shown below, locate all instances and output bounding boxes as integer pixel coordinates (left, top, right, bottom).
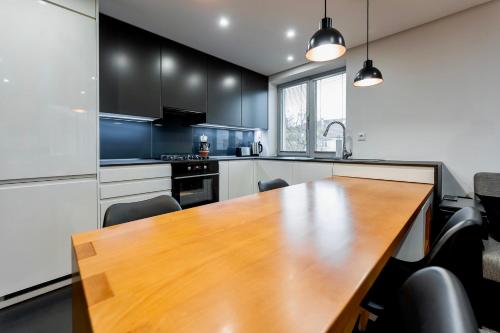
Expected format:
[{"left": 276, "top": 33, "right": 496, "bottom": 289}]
[
  {"left": 207, "top": 57, "right": 242, "bottom": 127},
  {"left": 162, "top": 41, "right": 207, "bottom": 113},
  {"left": 99, "top": 15, "right": 161, "bottom": 118},
  {"left": 242, "top": 69, "right": 268, "bottom": 129}
]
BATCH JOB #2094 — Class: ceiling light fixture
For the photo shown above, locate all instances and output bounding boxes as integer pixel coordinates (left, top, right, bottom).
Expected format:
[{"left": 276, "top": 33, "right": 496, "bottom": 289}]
[
  {"left": 286, "top": 29, "right": 296, "bottom": 39},
  {"left": 219, "top": 17, "right": 230, "bottom": 28},
  {"left": 306, "top": 0, "right": 346, "bottom": 62},
  {"left": 353, "top": 0, "right": 383, "bottom": 87},
  {"left": 287, "top": 55, "right": 294, "bottom": 62}
]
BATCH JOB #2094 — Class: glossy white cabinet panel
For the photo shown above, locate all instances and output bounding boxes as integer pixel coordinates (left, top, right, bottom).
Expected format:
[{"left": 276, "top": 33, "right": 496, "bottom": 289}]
[
  {"left": 291, "top": 162, "right": 333, "bottom": 185},
  {"left": 333, "top": 164, "right": 435, "bottom": 184},
  {"left": 228, "top": 161, "right": 255, "bottom": 199},
  {"left": 254, "top": 161, "right": 293, "bottom": 192},
  {"left": 395, "top": 194, "right": 433, "bottom": 262},
  {"left": 100, "top": 178, "right": 172, "bottom": 199},
  {"left": 49, "top": 0, "right": 96, "bottom": 18},
  {"left": 219, "top": 161, "right": 229, "bottom": 201},
  {"left": 100, "top": 164, "right": 172, "bottom": 183},
  {"left": 0, "top": 178, "right": 97, "bottom": 297},
  {"left": 0, "top": 0, "right": 97, "bottom": 181},
  {"left": 100, "top": 191, "right": 172, "bottom": 224}
]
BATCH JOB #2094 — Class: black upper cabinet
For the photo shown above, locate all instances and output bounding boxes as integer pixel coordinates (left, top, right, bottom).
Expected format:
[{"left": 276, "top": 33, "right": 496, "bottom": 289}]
[
  {"left": 161, "top": 41, "right": 207, "bottom": 113},
  {"left": 99, "top": 15, "right": 161, "bottom": 118},
  {"left": 207, "top": 57, "right": 242, "bottom": 127},
  {"left": 242, "top": 69, "right": 268, "bottom": 129}
]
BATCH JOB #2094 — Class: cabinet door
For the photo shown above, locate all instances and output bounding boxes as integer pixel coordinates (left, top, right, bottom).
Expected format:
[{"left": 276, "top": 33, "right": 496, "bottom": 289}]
[
  {"left": 242, "top": 69, "right": 268, "bottom": 129},
  {"left": 219, "top": 161, "right": 229, "bottom": 201},
  {"left": 0, "top": 0, "right": 97, "bottom": 181},
  {"left": 207, "top": 57, "right": 242, "bottom": 127},
  {"left": 254, "top": 161, "right": 293, "bottom": 192},
  {"left": 228, "top": 161, "right": 254, "bottom": 199},
  {"left": 50, "top": 0, "right": 96, "bottom": 17},
  {"left": 0, "top": 178, "right": 97, "bottom": 297},
  {"left": 292, "top": 162, "right": 333, "bottom": 185},
  {"left": 99, "top": 14, "right": 161, "bottom": 118},
  {"left": 162, "top": 41, "right": 207, "bottom": 113}
]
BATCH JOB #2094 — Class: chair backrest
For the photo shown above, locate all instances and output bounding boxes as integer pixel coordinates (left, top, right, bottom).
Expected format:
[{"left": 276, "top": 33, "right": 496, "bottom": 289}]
[
  {"left": 395, "top": 267, "right": 478, "bottom": 333},
  {"left": 257, "top": 178, "right": 289, "bottom": 192},
  {"left": 475, "top": 172, "right": 500, "bottom": 240},
  {"left": 103, "top": 195, "right": 181, "bottom": 227},
  {"left": 426, "top": 207, "right": 483, "bottom": 311}
]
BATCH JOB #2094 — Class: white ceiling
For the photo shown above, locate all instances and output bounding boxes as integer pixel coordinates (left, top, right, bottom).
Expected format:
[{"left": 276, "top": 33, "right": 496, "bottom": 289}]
[{"left": 100, "top": 0, "right": 491, "bottom": 76}]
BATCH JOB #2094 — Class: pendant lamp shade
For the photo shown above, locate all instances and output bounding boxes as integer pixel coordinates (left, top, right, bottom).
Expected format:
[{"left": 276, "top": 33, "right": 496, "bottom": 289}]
[
  {"left": 353, "top": 60, "right": 383, "bottom": 87},
  {"left": 306, "top": 1, "right": 346, "bottom": 62},
  {"left": 353, "top": 0, "right": 383, "bottom": 87}
]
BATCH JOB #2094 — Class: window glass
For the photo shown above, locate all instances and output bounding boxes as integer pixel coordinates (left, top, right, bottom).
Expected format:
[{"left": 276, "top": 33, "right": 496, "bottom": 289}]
[
  {"left": 315, "top": 73, "right": 346, "bottom": 152},
  {"left": 281, "top": 83, "right": 308, "bottom": 152}
]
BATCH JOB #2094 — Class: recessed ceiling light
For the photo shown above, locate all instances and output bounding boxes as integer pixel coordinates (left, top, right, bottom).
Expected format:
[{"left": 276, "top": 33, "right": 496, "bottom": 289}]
[
  {"left": 287, "top": 55, "right": 294, "bottom": 62},
  {"left": 38, "top": 0, "right": 48, "bottom": 4},
  {"left": 286, "top": 29, "right": 296, "bottom": 39},
  {"left": 3, "top": 78, "right": 9, "bottom": 83},
  {"left": 219, "top": 17, "right": 230, "bottom": 28},
  {"left": 80, "top": 90, "right": 86, "bottom": 95}
]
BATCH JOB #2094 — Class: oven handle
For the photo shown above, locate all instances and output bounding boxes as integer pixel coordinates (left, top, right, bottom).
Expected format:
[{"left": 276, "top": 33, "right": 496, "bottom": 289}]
[{"left": 173, "top": 173, "right": 219, "bottom": 180}]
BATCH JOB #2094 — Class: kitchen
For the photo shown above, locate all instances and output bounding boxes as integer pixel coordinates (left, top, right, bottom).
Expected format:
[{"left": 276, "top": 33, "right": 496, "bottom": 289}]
[{"left": 1, "top": 0, "right": 500, "bottom": 332}]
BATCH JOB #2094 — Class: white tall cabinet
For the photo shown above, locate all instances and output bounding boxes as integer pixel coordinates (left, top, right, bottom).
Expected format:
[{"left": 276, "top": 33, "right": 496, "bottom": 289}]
[{"left": 0, "top": 0, "right": 97, "bottom": 299}]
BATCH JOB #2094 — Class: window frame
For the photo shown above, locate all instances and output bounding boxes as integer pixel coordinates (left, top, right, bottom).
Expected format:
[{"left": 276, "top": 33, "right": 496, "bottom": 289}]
[{"left": 277, "top": 67, "right": 347, "bottom": 158}]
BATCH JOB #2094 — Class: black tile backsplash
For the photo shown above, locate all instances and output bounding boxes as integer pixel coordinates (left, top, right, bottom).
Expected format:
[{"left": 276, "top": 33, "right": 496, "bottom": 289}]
[{"left": 100, "top": 117, "right": 254, "bottom": 159}]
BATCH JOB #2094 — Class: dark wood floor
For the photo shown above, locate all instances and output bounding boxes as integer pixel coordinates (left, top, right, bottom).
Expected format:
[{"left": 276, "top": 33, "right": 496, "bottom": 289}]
[{"left": 0, "top": 287, "right": 71, "bottom": 333}]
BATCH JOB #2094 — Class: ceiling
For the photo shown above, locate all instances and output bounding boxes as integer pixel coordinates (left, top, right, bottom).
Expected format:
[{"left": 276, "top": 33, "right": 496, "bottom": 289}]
[{"left": 100, "top": 0, "right": 491, "bottom": 76}]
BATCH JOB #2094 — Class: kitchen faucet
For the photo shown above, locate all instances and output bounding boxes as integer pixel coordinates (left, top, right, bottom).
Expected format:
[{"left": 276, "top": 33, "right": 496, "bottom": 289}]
[{"left": 323, "top": 121, "right": 352, "bottom": 159}]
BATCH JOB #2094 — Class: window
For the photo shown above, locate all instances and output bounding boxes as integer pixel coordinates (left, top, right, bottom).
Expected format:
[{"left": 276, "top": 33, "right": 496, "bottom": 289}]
[
  {"left": 280, "top": 83, "right": 308, "bottom": 152},
  {"left": 315, "top": 74, "right": 346, "bottom": 152},
  {"left": 278, "top": 70, "right": 346, "bottom": 156}
]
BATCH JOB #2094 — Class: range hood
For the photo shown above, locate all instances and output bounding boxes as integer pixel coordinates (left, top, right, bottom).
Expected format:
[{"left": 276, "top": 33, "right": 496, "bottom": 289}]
[{"left": 161, "top": 107, "right": 206, "bottom": 126}]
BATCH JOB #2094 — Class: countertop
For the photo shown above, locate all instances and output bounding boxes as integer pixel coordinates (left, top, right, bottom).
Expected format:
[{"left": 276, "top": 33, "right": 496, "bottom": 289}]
[
  {"left": 72, "top": 177, "right": 434, "bottom": 333},
  {"left": 100, "top": 156, "right": 442, "bottom": 168}
]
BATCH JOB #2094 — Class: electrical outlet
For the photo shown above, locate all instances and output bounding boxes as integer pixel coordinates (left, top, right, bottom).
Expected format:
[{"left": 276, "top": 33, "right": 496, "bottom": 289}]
[{"left": 357, "top": 132, "right": 367, "bottom": 141}]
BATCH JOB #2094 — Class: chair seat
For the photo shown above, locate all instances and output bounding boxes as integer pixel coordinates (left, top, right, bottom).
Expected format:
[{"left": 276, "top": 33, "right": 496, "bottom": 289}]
[{"left": 483, "top": 237, "right": 500, "bottom": 283}]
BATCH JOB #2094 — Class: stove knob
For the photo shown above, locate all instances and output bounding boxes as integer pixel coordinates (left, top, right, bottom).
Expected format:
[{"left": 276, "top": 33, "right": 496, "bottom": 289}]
[{"left": 187, "top": 166, "right": 192, "bottom": 171}]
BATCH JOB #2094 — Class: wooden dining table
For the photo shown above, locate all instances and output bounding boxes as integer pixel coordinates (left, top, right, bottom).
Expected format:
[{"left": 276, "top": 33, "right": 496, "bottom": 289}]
[{"left": 72, "top": 176, "right": 433, "bottom": 333}]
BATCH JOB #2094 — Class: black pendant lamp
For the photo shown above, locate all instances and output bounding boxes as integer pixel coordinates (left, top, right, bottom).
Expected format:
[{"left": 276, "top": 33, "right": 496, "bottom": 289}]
[
  {"left": 353, "top": 0, "right": 383, "bottom": 87},
  {"left": 306, "top": 0, "right": 346, "bottom": 62}
]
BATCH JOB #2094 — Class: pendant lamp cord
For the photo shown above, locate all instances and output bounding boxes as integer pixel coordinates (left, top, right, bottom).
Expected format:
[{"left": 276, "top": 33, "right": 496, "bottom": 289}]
[
  {"left": 324, "top": 0, "right": 327, "bottom": 18},
  {"left": 366, "top": 0, "right": 369, "bottom": 60}
]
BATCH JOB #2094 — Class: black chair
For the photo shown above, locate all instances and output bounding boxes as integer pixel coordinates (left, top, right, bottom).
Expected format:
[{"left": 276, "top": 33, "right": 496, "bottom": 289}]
[
  {"left": 257, "top": 178, "right": 289, "bottom": 192},
  {"left": 372, "top": 267, "right": 478, "bottom": 333},
  {"left": 363, "top": 207, "right": 484, "bottom": 317},
  {"left": 475, "top": 172, "right": 500, "bottom": 241},
  {"left": 103, "top": 195, "right": 181, "bottom": 227}
]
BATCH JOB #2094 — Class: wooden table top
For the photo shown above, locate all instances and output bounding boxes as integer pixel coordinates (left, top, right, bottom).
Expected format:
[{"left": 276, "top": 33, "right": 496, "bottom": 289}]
[{"left": 72, "top": 176, "right": 433, "bottom": 333}]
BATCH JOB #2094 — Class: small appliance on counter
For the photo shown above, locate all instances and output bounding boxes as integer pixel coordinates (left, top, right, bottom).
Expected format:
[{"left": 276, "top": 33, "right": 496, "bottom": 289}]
[
  {"left": 236, "top": 147, "right": 251, "bottom": 157},
  {"left": 251, "top": 141, "right": 263, "bottom": 156},
  {"left": 199, "top": 134, "right": 210, "bottom": 158}
]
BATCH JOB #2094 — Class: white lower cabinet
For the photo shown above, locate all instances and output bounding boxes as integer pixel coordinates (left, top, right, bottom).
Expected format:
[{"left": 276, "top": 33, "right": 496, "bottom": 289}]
[
  {"left": 219, "top": 161, "right": 229, "bottom": 201},
  {"left": 254, "top": 160, "right": 293, "bottom": 191},
  {"left": 99, "top": 164, "right": 173, "bottom": 225},
  {"left": 0, "top": 178, "right": 98, "bottom": 297},
  {"left": 291, "top": 162, "right": 333, "bottom": 185},
  {"left": 227, "top": 161, "right": 255, "bottom": 199}
]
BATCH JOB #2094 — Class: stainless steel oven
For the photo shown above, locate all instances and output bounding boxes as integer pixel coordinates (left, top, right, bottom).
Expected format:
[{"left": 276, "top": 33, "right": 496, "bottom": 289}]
[{"left": 171, "top": 160, "right": 219, "bottom": 209}]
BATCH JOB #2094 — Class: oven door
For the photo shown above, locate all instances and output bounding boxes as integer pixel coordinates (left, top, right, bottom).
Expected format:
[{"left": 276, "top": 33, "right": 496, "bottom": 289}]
[{"left": 172, "top": 174, "right": 219, "bottom": 209}]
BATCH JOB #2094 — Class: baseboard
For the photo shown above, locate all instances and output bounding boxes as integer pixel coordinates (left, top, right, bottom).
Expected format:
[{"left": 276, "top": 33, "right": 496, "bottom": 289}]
[{"left": 0, "top": 278, "right": 72, "bottom": 310}]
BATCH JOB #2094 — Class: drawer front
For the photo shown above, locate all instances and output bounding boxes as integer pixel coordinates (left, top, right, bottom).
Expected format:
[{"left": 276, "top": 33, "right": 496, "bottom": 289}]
[
  {"left": 100, "top": 164, "right": 172, "bottom": 183},
  {"left": 333, "top": 164, "right": 435, "bottom": 184},
  {"left": 100, "top": 178, "right": 172, "bottom": 199},
  {"left": 100, "top": 191, "right": 172, "bottom": 224}
]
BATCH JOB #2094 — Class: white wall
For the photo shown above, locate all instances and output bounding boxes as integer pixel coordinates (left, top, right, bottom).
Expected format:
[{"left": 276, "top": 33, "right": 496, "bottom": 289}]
[{"left": 264, "top": 0, "right": 500, "bottom": 196}]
